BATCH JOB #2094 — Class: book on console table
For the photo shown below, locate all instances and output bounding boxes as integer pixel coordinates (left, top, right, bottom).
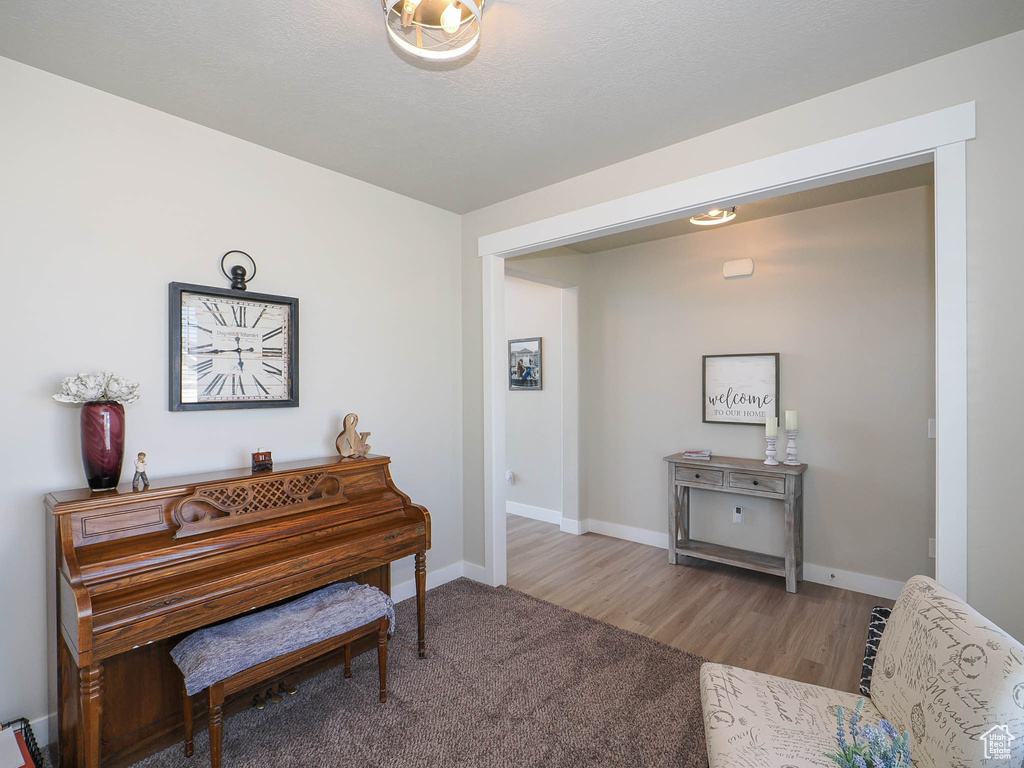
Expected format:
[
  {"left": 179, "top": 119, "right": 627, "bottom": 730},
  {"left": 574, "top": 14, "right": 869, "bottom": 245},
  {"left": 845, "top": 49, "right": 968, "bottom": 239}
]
[{"left": 681, "top": 450, "right": 712, "bottom": 461}]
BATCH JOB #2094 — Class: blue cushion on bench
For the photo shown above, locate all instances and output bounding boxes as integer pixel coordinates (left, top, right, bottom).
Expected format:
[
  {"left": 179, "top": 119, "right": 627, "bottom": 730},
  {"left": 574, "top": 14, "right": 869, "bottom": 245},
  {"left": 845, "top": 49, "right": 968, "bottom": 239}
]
[{"left": 171, "top": 581, "right": 395, "bottom": 695}]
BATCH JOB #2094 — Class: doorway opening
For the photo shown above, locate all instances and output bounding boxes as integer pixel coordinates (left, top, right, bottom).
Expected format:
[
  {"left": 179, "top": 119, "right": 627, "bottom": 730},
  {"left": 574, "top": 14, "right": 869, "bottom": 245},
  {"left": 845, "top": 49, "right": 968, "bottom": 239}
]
[
  {"left": 503, "top": 271, "right": 581, "bottom": 560},
  {"left": 479, "top": 102, "right": 972, "bottom": 598},
  {"left": 504, "top": 164, "right": 936, "bottom": 599}
]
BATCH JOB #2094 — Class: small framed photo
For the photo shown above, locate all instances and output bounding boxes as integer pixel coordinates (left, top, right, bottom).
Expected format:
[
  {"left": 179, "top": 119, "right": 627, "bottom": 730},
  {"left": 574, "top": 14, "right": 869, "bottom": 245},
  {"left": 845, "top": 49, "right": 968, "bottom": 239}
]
[
  {"left": 703, "top": 353, "right": 779, "bottom": 425},
  {"left": 509, "top": 338, "right": 542, "bottom": 390}
]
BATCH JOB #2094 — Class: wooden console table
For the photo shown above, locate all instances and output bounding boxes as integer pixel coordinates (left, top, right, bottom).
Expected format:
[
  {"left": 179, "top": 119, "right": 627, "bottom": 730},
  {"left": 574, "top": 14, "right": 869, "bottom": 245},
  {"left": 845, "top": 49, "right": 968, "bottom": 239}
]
[{"left": 664, "top": 454, "right": 807, "bottom": 592}]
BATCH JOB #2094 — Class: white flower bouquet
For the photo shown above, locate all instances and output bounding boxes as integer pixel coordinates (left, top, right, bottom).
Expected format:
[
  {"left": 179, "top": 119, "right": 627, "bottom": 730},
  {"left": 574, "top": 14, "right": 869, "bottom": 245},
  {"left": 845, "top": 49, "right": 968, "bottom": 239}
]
[{"left": 53, "top": 371, "right": 141, "bottom": 405}]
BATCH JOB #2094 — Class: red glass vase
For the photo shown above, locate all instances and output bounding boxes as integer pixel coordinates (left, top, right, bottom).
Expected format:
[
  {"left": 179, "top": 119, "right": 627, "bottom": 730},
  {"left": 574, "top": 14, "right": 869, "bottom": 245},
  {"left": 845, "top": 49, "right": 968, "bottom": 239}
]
[{"left": 81, "top": 401, "right": 125, "bottom": 491}]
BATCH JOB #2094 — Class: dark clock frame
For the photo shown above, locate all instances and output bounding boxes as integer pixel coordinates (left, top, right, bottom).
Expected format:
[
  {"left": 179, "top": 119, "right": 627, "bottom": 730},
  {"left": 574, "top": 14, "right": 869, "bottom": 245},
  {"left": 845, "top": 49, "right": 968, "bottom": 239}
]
[{"left": 169, "top": 282, "right": 300, "bottom": 411}]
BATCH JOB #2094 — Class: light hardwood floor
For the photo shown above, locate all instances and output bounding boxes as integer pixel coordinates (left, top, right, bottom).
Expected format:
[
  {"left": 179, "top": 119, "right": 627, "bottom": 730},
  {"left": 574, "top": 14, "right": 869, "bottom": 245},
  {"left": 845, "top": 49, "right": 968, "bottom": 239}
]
[{"left": 506, "top": 514, "right": 894, "bottom": 693}]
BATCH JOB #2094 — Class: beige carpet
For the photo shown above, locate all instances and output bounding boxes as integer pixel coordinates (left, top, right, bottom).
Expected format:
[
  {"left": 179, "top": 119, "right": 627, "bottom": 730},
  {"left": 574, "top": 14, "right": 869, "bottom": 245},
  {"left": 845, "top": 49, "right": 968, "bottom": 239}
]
[{"left": 129, "top": 578, "right": 709, "bottom": 767}]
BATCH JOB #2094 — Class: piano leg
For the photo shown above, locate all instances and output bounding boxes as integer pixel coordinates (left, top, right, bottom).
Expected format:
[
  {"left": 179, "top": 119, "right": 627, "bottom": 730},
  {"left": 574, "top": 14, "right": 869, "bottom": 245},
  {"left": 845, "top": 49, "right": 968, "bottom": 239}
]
[
  {"left": 182, "top": 685, "right": 194, "bottom": 757},
  {"left": 415, "top": 551, "right": 426, "bottom": 658},
  {"left": 79, "top": 662, "right": 103, "bottom": 768},
  {"left": 208, "top": 682, "right": 225, "bottom": 768},
  {"left": 377, "top": 618, "right": 388, "bottom": 703}
]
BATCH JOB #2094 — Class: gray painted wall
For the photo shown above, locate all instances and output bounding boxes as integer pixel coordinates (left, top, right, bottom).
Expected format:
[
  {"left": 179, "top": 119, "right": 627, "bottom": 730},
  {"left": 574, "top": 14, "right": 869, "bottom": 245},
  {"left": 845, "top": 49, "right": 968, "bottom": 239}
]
[{"left": 510, "top": 186, "right": 936, "bottom": 582}]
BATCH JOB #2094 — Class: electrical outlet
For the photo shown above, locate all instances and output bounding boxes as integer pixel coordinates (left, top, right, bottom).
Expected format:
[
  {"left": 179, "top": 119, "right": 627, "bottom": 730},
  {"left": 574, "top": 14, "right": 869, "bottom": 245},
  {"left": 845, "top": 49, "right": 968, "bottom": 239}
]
[
  {"left": 928, "top": 419, "right": 936, "bottom": 439},
  {"left": 929, "top": 537, "right": 936, "bottom": 559},
  {"left": 733, "top": 506, "right": 742, "bottom": 524}
]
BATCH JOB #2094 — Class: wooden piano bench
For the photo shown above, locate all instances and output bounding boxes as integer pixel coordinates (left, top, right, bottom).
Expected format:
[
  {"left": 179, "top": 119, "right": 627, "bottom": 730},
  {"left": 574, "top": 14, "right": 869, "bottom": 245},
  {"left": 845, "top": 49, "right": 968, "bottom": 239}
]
[{"left": 171, "top": 582, "right": 395, "bottom": 768}]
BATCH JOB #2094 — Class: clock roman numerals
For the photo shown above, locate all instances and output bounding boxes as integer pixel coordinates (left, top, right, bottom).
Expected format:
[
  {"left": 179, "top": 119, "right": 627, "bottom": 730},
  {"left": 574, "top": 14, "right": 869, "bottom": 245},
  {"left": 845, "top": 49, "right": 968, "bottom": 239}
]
[
  {"left": 202, "top": 374, "right": 228, "bottom": 396},
  {"left": 230, "top": 375, "right": 248, "bottom": 395},
  {"left": 202, "top": 302, "right": 228, "bottom": 327},
  {"left": 175, "top": 285, "right": 296, "bottom": 409},
  {"left": 192, "top": 359, "right": 214, "bottom": 380}
]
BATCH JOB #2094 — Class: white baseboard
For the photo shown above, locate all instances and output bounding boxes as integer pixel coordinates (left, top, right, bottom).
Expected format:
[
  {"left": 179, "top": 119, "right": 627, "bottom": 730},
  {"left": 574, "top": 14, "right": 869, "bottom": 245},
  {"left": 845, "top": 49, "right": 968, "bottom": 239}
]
[
  {"left": 803, "top": 564, "right": 905, "bottom": 600},
  {"left": 574, "top": 521, "right": 904, "bottom": 601},
  {"left": 461, "top": 561, "right": 490, "bottom": 584},
  {"left": 586, "top": 519, "right": 670, "bottom": 550},
  {"left": 559, "top": 518, "right": 587, "bottom": 535},
  {"left": 506, "top": 501, "right": 561, "bottom": 525},
  {"left": 391, "top": 560, "right": 466, "bottom": 603}
]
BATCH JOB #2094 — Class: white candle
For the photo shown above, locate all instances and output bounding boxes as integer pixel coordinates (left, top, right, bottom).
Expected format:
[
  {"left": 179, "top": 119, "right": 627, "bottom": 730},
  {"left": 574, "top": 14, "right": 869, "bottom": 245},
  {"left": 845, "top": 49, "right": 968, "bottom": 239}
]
[
  {"left": 765, "top": 416, "right": 778, "bottom": 438},
  {"left": 785, "top": 410, "right": 798, "bottom": 431}
]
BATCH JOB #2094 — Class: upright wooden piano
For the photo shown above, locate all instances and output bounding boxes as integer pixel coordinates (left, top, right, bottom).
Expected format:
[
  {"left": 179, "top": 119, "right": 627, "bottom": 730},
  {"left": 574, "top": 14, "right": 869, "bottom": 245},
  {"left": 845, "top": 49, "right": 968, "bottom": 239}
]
[{"left": 47, "top": 454, "right": 430, "bottom": 768}]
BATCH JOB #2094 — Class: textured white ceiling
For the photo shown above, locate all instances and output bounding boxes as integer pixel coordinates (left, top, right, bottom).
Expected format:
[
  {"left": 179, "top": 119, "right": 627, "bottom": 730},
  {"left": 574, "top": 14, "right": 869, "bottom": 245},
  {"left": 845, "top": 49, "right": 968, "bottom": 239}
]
[{"left": 1, "top": 1, "right": 1020, "bottom": 213}]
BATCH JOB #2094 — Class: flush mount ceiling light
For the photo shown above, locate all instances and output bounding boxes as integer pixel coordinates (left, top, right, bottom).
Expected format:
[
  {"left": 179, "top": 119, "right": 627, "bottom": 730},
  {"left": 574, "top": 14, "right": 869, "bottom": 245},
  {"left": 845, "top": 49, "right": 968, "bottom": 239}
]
[
  {"left": 383, "top": 0, "right": 484, "bottom": 61},
  {"left": 689, "top": 207, "right": 737, "bottom": 226}
]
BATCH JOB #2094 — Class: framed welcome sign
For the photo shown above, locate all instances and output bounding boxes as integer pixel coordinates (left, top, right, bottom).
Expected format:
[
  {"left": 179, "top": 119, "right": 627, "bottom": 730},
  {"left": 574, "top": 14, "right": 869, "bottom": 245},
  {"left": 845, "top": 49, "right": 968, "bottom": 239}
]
[{"left": 702, "top": 353, "right": 780, "bottom": 425}]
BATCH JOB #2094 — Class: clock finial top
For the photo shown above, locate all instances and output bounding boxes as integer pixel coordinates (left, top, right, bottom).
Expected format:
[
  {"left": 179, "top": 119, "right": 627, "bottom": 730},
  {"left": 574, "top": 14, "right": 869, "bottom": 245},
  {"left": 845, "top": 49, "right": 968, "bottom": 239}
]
[{"left": 220, "top": 250, "right": 258, "bottom": 291}]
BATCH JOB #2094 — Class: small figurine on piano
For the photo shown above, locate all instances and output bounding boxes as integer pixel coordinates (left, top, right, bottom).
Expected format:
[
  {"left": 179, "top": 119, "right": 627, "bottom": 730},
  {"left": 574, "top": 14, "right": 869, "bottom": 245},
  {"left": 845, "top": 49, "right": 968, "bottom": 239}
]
[
  {"left": 336, "top": 413, "right": 371, "bottom": 458},
  {"left": 132, "top": 453, "right": 150, "bottom": 490}
]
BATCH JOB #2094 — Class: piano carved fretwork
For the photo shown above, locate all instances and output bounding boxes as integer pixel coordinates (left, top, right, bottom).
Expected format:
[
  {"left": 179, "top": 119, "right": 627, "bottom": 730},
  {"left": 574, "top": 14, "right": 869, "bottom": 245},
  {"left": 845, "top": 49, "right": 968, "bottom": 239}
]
[
  {"left": 172, "top": 470, "right": 348, "bottom": 537},
  {"left": 48, "top": 454, "right": 430, "bottom": 768}
]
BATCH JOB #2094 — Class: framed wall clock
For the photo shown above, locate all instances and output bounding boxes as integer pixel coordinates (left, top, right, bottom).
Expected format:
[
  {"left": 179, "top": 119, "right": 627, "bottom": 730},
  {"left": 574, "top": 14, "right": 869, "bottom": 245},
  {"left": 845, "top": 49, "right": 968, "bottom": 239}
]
[{"left": 169, "top": 282, "right": 299, "bottom": 411}]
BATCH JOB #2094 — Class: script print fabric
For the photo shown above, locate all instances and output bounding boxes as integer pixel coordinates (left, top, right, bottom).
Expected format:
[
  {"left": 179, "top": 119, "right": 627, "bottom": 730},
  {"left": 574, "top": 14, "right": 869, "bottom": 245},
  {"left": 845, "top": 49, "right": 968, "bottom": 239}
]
[
  {"left": 869, "top": 576, "right": 1024, "bottom": 768},
  {"left": 700, "top": 662, "right": 887, "bottom": 767}
]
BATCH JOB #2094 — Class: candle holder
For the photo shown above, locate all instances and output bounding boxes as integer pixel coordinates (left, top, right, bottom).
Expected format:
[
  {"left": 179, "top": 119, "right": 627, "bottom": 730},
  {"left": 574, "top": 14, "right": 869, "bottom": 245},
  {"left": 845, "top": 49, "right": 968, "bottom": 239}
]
[
  {"left": 764, "top": 437, "right": 779, "bottom": 466},
  {"left": 784, "top": 430, "right": 800, "bottom": 465}
]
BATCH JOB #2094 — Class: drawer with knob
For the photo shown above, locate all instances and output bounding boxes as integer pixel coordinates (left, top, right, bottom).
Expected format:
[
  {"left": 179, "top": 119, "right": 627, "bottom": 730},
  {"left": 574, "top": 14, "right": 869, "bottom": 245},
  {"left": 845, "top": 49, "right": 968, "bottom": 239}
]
[
  {"left": 728, "top": 472, "right": 785, "bottom": 494},
  {"left": 675, "top": 467, "right": 724, "bottom": 486}
]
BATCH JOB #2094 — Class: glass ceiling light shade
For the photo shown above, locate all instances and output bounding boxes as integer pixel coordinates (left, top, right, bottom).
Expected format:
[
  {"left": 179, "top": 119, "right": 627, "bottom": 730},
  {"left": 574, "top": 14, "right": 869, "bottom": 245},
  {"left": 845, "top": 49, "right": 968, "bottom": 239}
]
[
  {"left": 690, "top": 207, "right": 738, "bottom": 226},
  {"left": 383, "top": 0, "right": 484, "bottom": 61}
]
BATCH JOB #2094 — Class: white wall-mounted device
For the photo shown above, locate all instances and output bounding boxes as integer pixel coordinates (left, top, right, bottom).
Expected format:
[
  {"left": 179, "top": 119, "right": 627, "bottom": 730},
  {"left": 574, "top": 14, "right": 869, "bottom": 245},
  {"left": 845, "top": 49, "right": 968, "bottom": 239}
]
[{"left": 723, "top": 258, "right": 754, "bottom": 279}]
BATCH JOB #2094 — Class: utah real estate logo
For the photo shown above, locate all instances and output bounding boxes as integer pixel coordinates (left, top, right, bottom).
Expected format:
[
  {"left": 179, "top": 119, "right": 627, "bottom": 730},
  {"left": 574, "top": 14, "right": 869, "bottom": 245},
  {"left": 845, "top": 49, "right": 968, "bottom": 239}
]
[{"left": 979, "top": 724, "right": 1015, "bottom": 760}]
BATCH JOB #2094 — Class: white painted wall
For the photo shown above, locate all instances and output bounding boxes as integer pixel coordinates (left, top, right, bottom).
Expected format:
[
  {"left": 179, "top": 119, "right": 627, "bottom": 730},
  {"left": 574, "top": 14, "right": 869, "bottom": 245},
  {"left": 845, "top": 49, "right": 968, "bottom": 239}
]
[
  {"left": 462, "top": 29, "right": 1024, "bottom": 640},
  {"left": 504, "top": 276, "right": 562, "bottom": 517},
  {"left": 0, "top": 57, "right": 462, "bottom": 728},
  {"left": 511, "top": 187, "right": 936, "bottom": 583}
]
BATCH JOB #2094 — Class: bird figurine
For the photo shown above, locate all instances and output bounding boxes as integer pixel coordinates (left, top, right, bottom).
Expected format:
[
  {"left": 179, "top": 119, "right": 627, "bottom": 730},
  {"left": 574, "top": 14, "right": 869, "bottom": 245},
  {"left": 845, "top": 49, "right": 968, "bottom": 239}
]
[{"left": 336, "top": 413, "right": 371, "bottom": 458}]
